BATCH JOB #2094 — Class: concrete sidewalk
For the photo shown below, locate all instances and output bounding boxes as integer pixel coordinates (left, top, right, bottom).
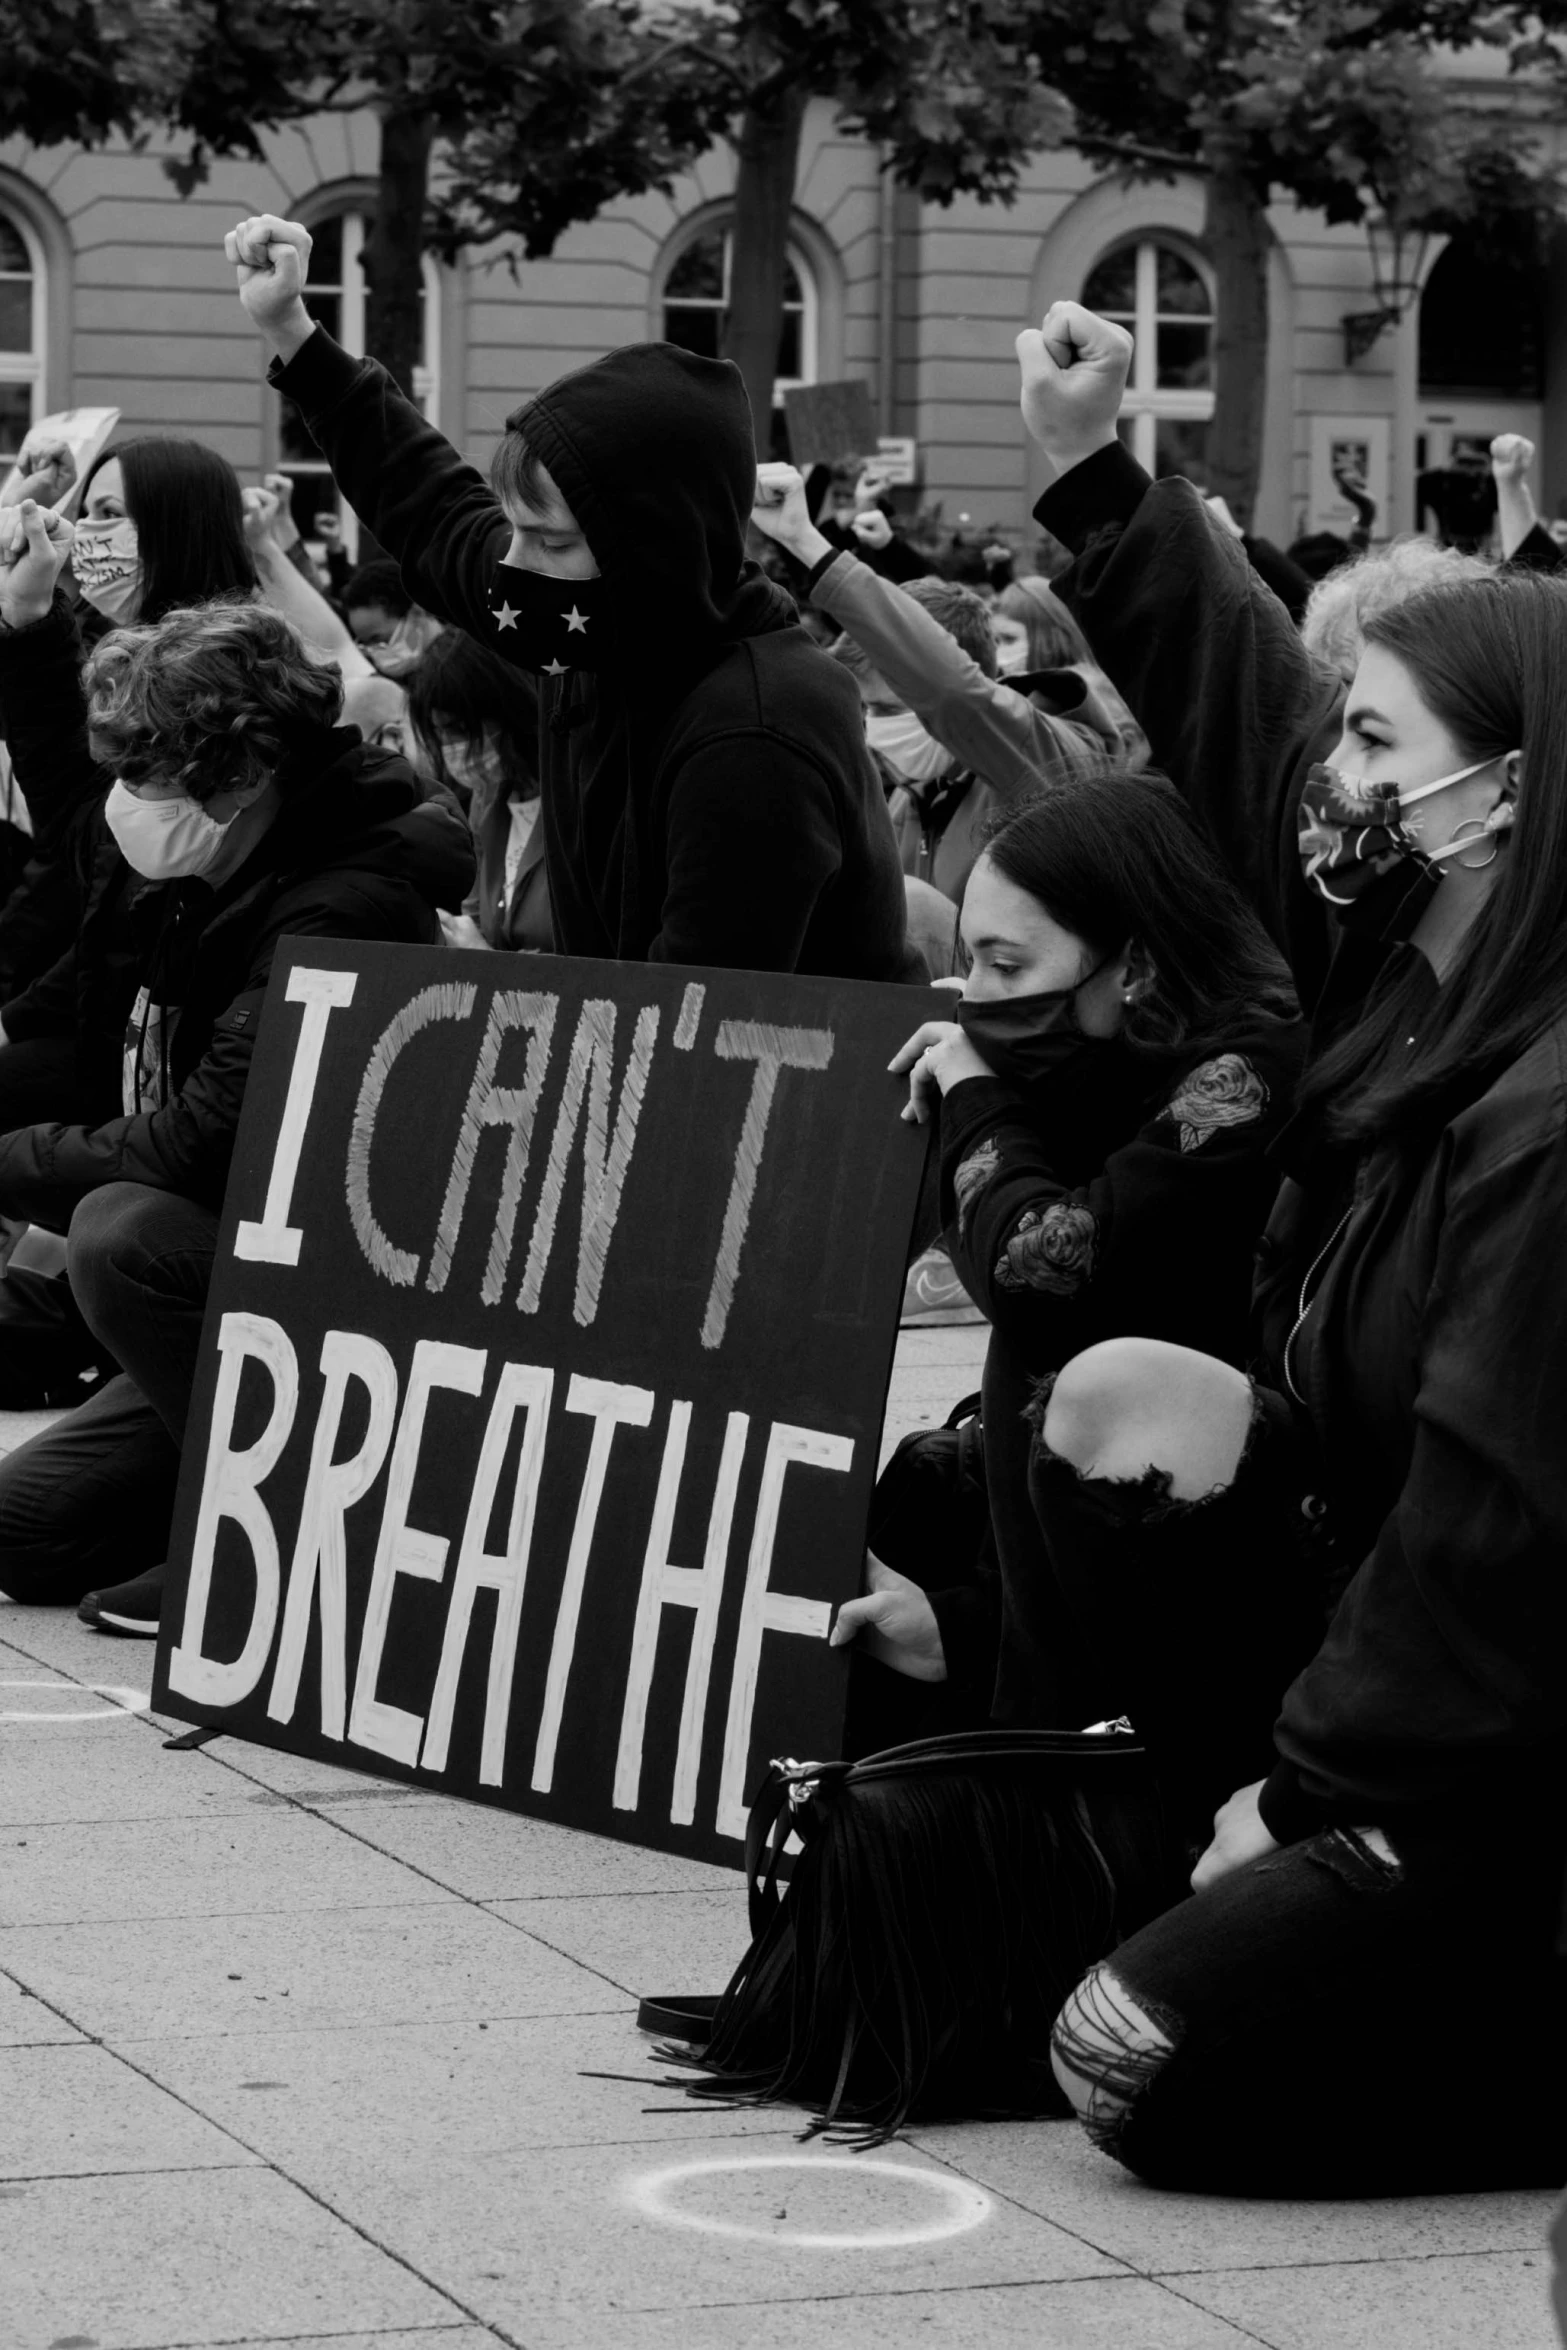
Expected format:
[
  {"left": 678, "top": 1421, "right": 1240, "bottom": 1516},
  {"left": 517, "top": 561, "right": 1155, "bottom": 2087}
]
[{"left": 2, "top": 1328, "right": 1559, "bottom": 2350}]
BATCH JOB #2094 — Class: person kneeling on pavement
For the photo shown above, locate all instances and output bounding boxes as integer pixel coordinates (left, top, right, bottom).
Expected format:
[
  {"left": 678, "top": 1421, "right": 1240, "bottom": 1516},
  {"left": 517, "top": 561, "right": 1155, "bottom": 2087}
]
[{"left": 0, "top": 496, "right": 473, "bottom": 1635}]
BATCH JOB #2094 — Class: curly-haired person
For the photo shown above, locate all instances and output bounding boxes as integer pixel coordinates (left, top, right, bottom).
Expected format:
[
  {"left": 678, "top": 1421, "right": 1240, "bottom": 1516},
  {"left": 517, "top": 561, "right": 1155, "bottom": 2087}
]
[{"left": 0, "top": 498, "right": 473, "bottom": 1633}]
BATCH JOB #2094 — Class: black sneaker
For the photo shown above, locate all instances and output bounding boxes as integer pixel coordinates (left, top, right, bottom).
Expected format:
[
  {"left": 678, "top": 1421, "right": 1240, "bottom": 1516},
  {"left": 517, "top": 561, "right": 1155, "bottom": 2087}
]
[{"left": 78, "top": 1564, "right": 166, "bottom": 1638}]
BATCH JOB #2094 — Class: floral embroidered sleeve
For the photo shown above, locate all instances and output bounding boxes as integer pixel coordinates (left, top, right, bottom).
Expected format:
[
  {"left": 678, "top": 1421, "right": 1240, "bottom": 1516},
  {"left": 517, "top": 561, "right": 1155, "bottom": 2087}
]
[{"left": 939, "top": 1027, "right": 1305, "bottom": 1368}]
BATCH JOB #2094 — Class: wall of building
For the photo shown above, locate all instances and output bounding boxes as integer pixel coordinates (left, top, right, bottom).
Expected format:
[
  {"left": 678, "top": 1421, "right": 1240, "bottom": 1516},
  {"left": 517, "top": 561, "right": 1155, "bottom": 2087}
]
[{"left": 2, "top": 88, "right": 1560, "bottom": 555}]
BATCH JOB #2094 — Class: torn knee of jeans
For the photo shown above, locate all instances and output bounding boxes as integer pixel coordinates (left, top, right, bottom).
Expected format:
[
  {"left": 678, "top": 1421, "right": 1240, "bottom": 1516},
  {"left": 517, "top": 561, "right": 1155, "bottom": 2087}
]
[
  {"left": 1304, "top": 1823, "right": 1404, "bottom": 1891},
  {"left": 1050, "top": 1962, "right": 1181, "bottom": 2155},
  {"left": 1027, "top": 1376, "right": 1264, "bottom": 1523}
]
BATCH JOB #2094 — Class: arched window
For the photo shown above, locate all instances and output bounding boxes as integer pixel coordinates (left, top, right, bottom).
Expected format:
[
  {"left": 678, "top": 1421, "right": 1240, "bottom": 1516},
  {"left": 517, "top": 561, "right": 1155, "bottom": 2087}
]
[
  {"left": 659, "top": 223, "right": 818, "bottom": 458},
  {"left": 275, "top": 209, "right": 442, "bottom": 556},
  {"left": 1082, "top": 238, "right": 1214, "bottom": 478},
  {"left": 0, "top": 210, "right": 44, "bottom": 466}
]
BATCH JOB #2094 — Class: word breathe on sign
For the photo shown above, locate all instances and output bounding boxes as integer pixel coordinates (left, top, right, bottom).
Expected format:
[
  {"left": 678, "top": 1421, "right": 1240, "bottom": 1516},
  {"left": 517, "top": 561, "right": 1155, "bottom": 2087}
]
[{"left": 154, "top": 945, "right": 931, "bottom": 1866}]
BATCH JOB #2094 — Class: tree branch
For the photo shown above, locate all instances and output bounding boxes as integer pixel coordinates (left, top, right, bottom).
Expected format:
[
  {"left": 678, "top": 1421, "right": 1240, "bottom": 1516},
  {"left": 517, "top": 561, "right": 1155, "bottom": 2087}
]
[{"left": 1073, "top": 132, "right": 1207, "bottom": 176}]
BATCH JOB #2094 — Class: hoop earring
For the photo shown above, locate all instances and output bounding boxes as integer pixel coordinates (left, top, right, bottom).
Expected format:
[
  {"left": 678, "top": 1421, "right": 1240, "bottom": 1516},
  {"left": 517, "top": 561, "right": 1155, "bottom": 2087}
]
[{"left": 1449, "top": 818, "right": 1501, "bottom": 872}]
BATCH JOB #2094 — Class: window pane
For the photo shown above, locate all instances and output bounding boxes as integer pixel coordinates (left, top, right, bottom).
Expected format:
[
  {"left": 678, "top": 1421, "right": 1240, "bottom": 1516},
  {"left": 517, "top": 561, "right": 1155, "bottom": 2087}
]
[
  {"left": 308, "top": 215, "right": 343, "bottom": 286},
  {"left": 1156, "top": 320, "right": 1211, "bottom": 390},
  {"left": 1083, "top": 248, "right": 1138, "bottom": 313},
  {"left": 1154, "top": 416, "right": 1211, "bottom": 478},
  {"left": 0, "top": 218, "right": 28, "bottom": 274},
  {"left": 0, "top": 279, "right": 31, "bottom": 353},
  {"left": 303, "top": 290, "right": 342, "bottom": 342},
  {"left": 666, "top": 232, "right": 725, "bottom": 302},
  {"left": 782, "top": 257, "right": 803, "bottom": 305},
  {"left": 663, "top": 303, "right": 723, "bottom": 360},
  {"left": 0, "top": 383, "right": 33, "bottom": 460},
  {"left": 776, "top": 311, "right": 801, "bottom": 380},
  {"left": 1155, "top": 245, "right": 1211, "bottom": 316}
]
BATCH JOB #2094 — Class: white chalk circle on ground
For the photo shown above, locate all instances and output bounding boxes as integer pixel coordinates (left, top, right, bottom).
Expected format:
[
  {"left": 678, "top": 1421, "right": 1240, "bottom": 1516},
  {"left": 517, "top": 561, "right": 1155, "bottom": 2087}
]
[
  {"left": 0, "top": 1678, "right": 150, "bottom": 1722},
  {"left": 626, "top": 2153, "right": 993, "bottom": 2248}
]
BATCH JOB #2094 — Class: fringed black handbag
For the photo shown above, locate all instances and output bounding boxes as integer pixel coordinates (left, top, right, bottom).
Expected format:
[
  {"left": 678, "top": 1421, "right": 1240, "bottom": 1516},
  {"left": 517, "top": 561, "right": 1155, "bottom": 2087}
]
[{"left": 655, "top": 1726, "right": 1185, "bottom": 2144}]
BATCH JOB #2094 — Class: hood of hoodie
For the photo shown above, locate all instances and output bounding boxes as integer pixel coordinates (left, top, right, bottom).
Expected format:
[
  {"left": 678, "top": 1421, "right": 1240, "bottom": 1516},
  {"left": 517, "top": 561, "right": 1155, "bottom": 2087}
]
[{"left": 515, "top": 342, "right": 796, "bottom": 691}]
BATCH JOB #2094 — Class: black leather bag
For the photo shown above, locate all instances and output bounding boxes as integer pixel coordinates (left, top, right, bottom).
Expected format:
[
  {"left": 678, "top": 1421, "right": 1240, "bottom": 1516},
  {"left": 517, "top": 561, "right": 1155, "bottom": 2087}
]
[{"left": 656, "top": 1726, "right": 1184, "bottom": 2143}]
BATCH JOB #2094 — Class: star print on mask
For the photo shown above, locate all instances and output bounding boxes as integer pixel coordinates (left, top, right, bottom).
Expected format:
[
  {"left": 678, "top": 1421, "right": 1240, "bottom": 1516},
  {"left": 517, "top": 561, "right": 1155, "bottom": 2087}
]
[{"left": 486, "top": 561, "right": 607, "bottom": 674}]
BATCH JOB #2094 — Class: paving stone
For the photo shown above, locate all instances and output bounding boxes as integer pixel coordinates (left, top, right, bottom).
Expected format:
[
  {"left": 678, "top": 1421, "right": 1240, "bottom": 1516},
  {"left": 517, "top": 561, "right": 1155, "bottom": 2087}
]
[
  {"left": 485, "top": 1889, "right": 748, "bottom": 1999},
  {"left": 0, "top": 1806, "right": 455, "bottom": 1928},
  {"left": 0, "top": 2041, "right": 258, "bottom": 2179},
  {"left": 311, "top": 2129, "right": 1129, "bottom": 2325},
  {"left": 0, "top": 1713, "right": 261, "bottom": 1825},
  {"left": 910, "top": 2118, "right": 1562, "bottom": 2275},
  {"left": 0, "top": 2167, "right": 459, "bottom": 2349},
  {"left": 1177, "top": 2250, "right": 1560, "bottom": 2350},
  {"left": 517, "top": 2275, "right": 1259, "bottom": 2349},
  {"left": 126, "top": 2009, "right": 776, "bottom": 2162},
  {"left": 173, "top": 2335, "right": 503, "bottom": 2350},
  {"left": 0, "top": 1968, "right": 87, "bottom": 2046},
  {"left": 326, "top": 1791, "right": 739, "bottom": 1902},
  {"left": 3, "top": 1899, "right": 617, "bottom": 2042}
]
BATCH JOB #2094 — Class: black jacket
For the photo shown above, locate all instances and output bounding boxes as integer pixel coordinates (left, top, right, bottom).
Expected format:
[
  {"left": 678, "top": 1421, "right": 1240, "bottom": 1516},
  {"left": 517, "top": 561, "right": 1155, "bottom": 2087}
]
[
  {"left": 1038, "top": 445, "right": 1567, "bottom": 1843},
  {"left": 0, "top": 600, "right": 473, "bottom": 1229},
  {"left": 270, "top": 329, "right": 919, "bottom": 981}
]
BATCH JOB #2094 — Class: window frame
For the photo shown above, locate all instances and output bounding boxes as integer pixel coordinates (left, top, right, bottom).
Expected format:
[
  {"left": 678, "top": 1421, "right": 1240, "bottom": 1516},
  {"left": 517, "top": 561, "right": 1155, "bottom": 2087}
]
[
  {"left": 1083, "top": 234, "right": 1215, "bottom": 477},
  {"left": 655, "top": 218, "right": 822, "bottom": 398},
  {"left": 0, "top": 205, "right": 46, "bottom": 462}
]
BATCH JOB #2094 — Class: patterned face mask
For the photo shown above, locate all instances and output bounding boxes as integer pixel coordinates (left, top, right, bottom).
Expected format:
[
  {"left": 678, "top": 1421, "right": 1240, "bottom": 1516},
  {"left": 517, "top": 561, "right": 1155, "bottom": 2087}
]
[
  {"left": 1297, "top": 755, "right": 1515, "bottom": 919},
  {"left": 487, "top": 563, "right": 606, "bottom": 675}
]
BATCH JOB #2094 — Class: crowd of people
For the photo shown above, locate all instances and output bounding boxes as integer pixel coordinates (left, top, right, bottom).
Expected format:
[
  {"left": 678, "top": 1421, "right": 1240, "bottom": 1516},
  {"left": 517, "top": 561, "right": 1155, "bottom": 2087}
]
[{"left": 0, "top": 206, "right": 1562, "bottom": 2201}]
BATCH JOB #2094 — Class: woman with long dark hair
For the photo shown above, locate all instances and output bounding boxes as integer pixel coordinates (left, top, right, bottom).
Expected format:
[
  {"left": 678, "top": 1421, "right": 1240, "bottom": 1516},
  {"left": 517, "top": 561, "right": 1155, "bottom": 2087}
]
[
  {"left": 834, "top": 769, "right": 1304, "bottom": 1737},
  {"left": 1030, "top": 573, "right": 1567, "bottom": 2195}
]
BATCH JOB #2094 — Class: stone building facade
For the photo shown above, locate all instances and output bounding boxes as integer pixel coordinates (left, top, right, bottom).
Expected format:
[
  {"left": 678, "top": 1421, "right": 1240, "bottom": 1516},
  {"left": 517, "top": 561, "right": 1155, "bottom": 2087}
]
[{"left": 2, "top": 70, "right": 1561, "bottom": 556}]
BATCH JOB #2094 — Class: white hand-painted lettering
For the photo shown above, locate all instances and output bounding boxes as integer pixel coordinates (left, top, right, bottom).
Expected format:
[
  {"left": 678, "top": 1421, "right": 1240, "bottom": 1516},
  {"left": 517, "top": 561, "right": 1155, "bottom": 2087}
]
[
  {"left": 347, "top": 983, "right": 477, "bottom": 1285},
  {"left": 235, "top": 967, "right": 357, "bottom": 1266},
  {"left": 702, "top": 1023, "right": 834, "bottom": 1348}
]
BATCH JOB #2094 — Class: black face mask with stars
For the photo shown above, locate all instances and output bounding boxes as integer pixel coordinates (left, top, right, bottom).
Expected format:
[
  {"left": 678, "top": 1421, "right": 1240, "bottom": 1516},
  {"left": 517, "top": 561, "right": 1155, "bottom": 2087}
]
[{"left": 487, "top": 561, "right": 609, "bottom": 675}]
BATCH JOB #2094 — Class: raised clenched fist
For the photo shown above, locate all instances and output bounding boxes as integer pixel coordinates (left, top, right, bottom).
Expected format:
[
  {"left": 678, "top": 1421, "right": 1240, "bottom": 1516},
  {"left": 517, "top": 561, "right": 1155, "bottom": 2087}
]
[
  {"left": 224, "top": 216, "right": 316, "bottom": 363},
  {"left": 1490, "top": 433, "right": 1535, "bottom": 485},
  {"left": 1016, "top": 301, "right": 1134, "bottom": 478}
]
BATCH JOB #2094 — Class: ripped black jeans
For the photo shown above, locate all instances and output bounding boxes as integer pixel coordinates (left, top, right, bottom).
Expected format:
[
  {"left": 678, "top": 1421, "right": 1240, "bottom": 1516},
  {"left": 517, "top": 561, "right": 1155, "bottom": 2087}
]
[{"left": 1030, "top": 1380, "right": 1567, "bottom": 2196}]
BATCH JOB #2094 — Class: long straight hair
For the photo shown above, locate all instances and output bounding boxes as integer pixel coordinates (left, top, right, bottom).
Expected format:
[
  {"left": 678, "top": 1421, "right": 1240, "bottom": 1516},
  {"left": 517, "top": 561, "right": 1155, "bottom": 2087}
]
[
  {"left": 82, "top": 437, "right": 255, "bottom": 623},
  {"left": 1296, "top": 569, "right": 1567, "bottom": 1151},
  {"left": 981, "top": 768, "right": 1298, "bottom": 1060}
]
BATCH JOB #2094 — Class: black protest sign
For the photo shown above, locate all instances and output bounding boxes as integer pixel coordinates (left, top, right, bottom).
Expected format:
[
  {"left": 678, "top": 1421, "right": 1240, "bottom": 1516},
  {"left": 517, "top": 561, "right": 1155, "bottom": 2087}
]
[{"left": 152, "top": 943, "right": 931, "bottom": 1866}]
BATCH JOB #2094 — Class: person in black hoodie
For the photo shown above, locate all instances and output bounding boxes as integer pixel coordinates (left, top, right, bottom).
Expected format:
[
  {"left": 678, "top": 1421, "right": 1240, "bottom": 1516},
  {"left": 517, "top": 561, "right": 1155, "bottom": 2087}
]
[
  {"left": 0, "top": 497, "right": 473, "bottom": 1631},
  {"left": 1011, "top": 301, "right": 1567, "bottom": 2196},
  {"left": 225, "top": 213, "right": 918, "bottom": 983}
]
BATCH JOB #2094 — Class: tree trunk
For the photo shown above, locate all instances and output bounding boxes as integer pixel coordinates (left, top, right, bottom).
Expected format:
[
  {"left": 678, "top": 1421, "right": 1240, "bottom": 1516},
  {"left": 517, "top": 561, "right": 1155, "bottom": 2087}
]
[
  {"left": 723, "top": 82, "right": 810, "bottom": 455},
  {"left": 1202, "top": 146, "right": 1270, "bottom": 528},
  {"left": 362, "top": 102, "right": 435, "bottom": 397}
]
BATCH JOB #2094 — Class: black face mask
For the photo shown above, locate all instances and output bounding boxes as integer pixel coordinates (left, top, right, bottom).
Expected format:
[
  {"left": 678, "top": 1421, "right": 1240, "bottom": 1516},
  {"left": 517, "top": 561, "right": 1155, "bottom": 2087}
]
[
  {"left": 487, "top": 562, "right": 609, "bottom": 676},
  {"left": 955, "top": 956, "right": 1118, "bottom": 1090}
]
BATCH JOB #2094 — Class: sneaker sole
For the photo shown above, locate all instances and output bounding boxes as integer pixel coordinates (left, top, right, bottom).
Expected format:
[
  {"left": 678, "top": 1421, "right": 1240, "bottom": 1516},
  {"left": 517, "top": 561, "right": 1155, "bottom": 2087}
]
[{"left": 88, "top": 1609, "right": 160, "bottom": 1637}]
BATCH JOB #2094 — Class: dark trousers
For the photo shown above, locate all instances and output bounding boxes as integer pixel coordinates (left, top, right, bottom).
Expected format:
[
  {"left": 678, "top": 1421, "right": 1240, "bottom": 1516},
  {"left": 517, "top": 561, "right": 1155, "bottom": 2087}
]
[
  {"left": 0, "top": 1183, "right": 217, "bottom": 1605},
  {"left": 1030, "top": 1384, "right": 1567, "bottom": 2195}
]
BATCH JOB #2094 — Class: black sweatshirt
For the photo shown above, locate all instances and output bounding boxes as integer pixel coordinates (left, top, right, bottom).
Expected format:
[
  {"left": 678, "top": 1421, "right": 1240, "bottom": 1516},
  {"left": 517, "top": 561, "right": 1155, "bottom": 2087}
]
[
  {"left": 0, "top": 600, "right": 474, "bottom": 1227},
  {"left": 1037, "top": 446, "right": 1567, "bottom": 1845},
  {"left": 270, "top": 329, "right": 919, "bottom": 981}
]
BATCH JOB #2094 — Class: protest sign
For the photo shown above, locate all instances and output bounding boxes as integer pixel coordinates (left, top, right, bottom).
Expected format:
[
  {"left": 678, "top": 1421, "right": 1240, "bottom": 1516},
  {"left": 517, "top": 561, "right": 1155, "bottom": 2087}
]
[
  {"left": 153, "top": 943, "right": 932, "bottom": 1866},
  {"left": 781, "top": 379, "right": 878, "bottom": 472}
]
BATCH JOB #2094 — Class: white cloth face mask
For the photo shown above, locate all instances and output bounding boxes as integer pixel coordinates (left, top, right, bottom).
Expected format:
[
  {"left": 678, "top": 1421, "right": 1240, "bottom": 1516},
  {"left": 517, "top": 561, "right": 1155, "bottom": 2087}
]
[
  {"left": 104, "top": 779, "right": 231, "bottom": 880},
  {"left": 72, "top": 518, "right": 141, "bottom": 622},
  {"left": 865, "top": 707, "right": 955, "bottom": 783}
]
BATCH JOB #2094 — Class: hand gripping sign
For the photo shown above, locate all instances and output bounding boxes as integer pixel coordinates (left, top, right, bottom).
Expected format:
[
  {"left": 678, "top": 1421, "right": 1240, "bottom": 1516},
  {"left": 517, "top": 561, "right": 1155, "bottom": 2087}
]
[{"left": 153, "top": 944, "right": 933, "bottom": 1865}]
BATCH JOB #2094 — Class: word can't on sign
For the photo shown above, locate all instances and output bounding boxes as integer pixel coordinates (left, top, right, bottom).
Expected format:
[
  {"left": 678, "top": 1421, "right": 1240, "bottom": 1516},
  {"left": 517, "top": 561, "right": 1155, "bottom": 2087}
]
[{"left": 234, "top": 968, "right": 830, "bottom": 1349}]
